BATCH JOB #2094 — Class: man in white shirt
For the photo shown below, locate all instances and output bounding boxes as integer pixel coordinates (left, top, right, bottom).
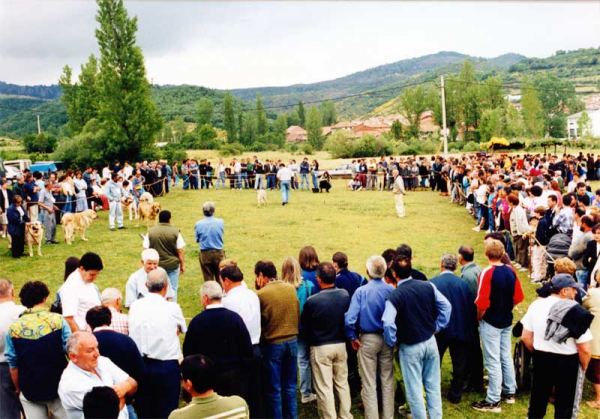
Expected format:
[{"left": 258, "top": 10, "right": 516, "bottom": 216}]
[
  {"left": 128, "top": 268, "right": 187, "bottom": 418},
  {"left": 58, "top": 332, "right": 137, "bottom": 419},
  {"left": 124, "top": 249, "right": 174, "bottom": 309},
  {"left": 277, "top": 163, "right": 293, "bottom": 206},
  {"left": 0, "top": 279, "right": 26, "bottom": 419},
  {"left": 521, "top": 274, "right": 593, "bottom": 418},
  {"left": 60, "top": 253, "right": 103, "bottom": 332}
]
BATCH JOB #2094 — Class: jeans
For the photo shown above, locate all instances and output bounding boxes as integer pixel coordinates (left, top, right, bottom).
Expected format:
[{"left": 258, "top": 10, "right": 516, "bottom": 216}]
[
  {"left": 262, "top": 338, "right": 298, "bottom": 419},
  {"left": 575, "top": 269, "right": 589, "bottom": 292},
  {"left": 300, "top": 173, "right": 309, "bottom": 190},
  {"left": 312, "top": 172, "right": 319, "bottom": 189},
  {"left": 108, "top": 201, "right": 123, "bottom": 228},
  {"left": 255, "top": 174, "right": 265, "bottom": 190},
  {"left": 398, "top": 335, "right": 442, "bottom": 419},
  {"left": 136, "top": 359, "right": 180, "bottom": 419},
  {"left": 236, "top": 173, "right": 242, "bottom": 189},
  {"left": 216, "top": 172, "right": 225, "bottom": 189},
  {"left": 280, "top": 181, "right": 290, "bottom": 204},
  {"left": 297, "top": 336, "right": 313, "bottom": 398},
  {"left": 0, "top": 363, "right": 21, "bottom": 419},
  {"left": 173, "top": 175, "right": 179, "bottom": 188},
  {"left": 241, "top": 172, "right": 248, "bottom": 189},
  {"left": 42, "top": 209, "right": 56, "bottom": 243},
  {"left": 480, "top": 320, "right": 516, "bottom": 404},
  {"left": 183, "top": 174, "right": 189, "bottom": 190},
  {"left": 165, "top": 267, "right": 180, "bottom": 302},
  {"left": 268, "top": 174, "right": 277, "bottom": 190},
  {"left": 127, "top": 404, "right": 138, "bottom": 419}
]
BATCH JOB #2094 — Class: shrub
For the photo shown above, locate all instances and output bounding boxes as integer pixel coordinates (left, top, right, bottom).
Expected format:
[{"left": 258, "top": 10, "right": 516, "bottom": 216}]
[
  {"left": 462, "top": 141, "right": 481, "bottom": 152},
  {"left": 219, "top": 143, "right": 245, "bottom": 157},
  {"left": 302, "top": 144, "right": 314, "bottom": 155},
  {"left": 448, "top": 142, "right": 463, "bottom": 152}
]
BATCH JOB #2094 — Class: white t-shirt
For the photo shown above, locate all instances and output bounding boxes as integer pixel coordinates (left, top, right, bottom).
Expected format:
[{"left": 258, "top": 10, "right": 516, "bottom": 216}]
[
  {"left": 277, "top": 167, "right": 293, "bottom": 182},
  {"left": 521, "top": 295, "right": 593, "bottom": 355},
  {"left": 60, "top": 270, "right": 101, "bottom": 331},
  {"left": 0, "top": 301, "right": 26, "bottom": 362}
]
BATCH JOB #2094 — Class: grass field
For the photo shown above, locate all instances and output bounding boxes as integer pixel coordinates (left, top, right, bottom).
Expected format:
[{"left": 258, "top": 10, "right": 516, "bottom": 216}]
[{"left": 2, "top": 179, "right": 599, "bottom": 418}]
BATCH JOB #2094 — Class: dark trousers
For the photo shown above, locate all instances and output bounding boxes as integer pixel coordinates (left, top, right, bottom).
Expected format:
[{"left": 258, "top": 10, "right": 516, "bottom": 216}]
[
  {"left": 345, "top": 340, "right": 362, "bottom": 397},
  {"left": 436, "top": 336, "right": 468, "bottom": 403},
  {"left": 135, "top": 359, "right": 180, "bottom": 419},
  {"left": 9, "top": 230, "right": 24, "bottom": 258},
  {"left": 246, "top": 345, "right": 266, "bottom": 419},
  {"left": 199, "top": 249, "right": 225, "bottom": 282},
  {"left": 0, "top": 363, "right": 21, "bottom": 419},
  {"left": 466, "top": 336, "right": 484, "bottom": 391},
  {"left": 528, "top": 350, "right": 581, "bottom": 419},
  {"left": 215, "top": 368, "right": 242, "bottom": 397}
]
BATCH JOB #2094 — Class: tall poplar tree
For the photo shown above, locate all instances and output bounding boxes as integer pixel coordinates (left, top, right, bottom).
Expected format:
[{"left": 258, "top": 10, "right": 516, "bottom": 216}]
[
  {"left": 95, "top": 0, "right": 162, "bottom": 161},
  {"left": 196, "top": 97, "right": 214, "bottom": 126},
  {"left": 298, "top": 101, "right": 306, "bottom": 128},
  {"left": 306, "top": 106, "right": 323, "bottom": 150},
  {"left": 223, "top": 91, "right": 236, "bottom": 142},
  {"left": 256, "top": 93, "right": 268, "bottom": 136}
]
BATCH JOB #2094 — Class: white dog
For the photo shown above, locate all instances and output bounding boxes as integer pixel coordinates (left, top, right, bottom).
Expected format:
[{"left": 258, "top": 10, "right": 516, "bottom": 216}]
[
  {"left": 257, "top": 189, "right": 268, "bottom": 207},
  {"left": 25, "top": 221, "right": 44, "bottom": 257},
  {"left": 139, "top": 192, "right": 154, "bottom": 204}
]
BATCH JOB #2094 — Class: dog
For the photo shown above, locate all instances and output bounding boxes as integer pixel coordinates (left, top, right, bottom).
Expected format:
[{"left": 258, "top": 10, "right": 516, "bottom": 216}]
[
  {"left": 257, "top": 189, "right": 268, "bottom": 207},
  {"left": 122, "top": 195, "right": 137, "bottom": 221},
  {"left": 137, "top": 201, "right": 161, "bottom": 229},
  {"left": 25, "top": 222, "right": 44, "bottom": 257},
  {"left": 139, "top": 192, "right": 154, "bottom": 204},
  {"left": 61, "top": 209, "right": 98, "bottom": 245}
]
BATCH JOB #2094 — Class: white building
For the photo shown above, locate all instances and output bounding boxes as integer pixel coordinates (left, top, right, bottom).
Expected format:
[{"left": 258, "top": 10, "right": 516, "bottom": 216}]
[{"left": 566, "top": 109, "right": 600, "bottom": 138}]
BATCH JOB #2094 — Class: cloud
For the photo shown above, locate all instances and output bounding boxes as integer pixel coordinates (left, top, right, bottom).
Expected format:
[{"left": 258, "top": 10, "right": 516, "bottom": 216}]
[{"left": 0, "top": 1, "right": 599, "bottom": 87}]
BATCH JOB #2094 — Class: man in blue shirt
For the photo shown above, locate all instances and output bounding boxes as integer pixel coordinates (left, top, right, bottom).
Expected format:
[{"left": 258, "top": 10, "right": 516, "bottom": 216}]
[
  {"left": 344, "top": 255, "right": 395, "bottom": 419},
  {"left": 299, "top": 158, "right": 310, "bottom": 190},
  {"left": 382, "top": 255, "right": 451, "bottom": 419},
  {"left": 430, "top": 254, "right": 477, "bottom": 404},
  {"left": 194, "top": 201, "right": 225, "bottom": 282}
]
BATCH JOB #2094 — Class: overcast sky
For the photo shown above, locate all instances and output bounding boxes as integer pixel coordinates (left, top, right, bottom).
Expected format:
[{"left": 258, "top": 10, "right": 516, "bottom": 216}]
[{"left": 1, "top": 1, "right": 599, "bottom": 89}]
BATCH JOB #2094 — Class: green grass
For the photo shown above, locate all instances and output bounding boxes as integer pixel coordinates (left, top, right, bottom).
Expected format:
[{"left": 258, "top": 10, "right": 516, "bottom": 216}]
[{"left": 2, "top": 180, "right": 599, "bottom": 418}]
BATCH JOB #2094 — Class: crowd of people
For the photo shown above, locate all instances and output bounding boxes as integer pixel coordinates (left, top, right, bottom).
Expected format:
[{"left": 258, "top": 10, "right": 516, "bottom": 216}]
[{"left": 2, "top": 151, "right": 600, "bottom": 419}]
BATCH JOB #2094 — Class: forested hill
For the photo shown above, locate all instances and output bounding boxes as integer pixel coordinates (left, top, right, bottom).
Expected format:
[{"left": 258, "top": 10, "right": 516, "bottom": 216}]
[
  {"left": 228, "top": 51, "right": 527, "bottom": 116},
  {"left": 0, "top": 81, "right": 62, "bottom": 100}
]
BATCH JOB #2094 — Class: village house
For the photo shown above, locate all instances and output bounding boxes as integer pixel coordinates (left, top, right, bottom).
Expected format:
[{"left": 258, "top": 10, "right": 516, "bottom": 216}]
[{"left": 567, "top": 109, "right": 600, "bottom": 138}]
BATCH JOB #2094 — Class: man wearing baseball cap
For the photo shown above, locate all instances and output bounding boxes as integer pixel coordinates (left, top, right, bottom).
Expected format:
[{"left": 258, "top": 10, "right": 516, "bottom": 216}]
[{"left": 521, "top": 274, "right": 594, "bottom": 418}]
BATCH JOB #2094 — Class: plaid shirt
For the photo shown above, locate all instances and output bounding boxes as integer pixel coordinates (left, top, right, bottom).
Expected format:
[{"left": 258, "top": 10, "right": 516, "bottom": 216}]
[
  {"left": 108, "top": 306, "right": 129, "bottom": 335},
  {"left": 552, "top": 207, "right": 574, "bottom": 235}
]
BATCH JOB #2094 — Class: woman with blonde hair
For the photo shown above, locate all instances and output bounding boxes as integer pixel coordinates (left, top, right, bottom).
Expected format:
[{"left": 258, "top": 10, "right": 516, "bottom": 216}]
[
  {"left": 281, "top": 256, "right": 317, "bottom": 404},
  {"left": 299, "top": 246, "right": 320, "bottom": 290}
]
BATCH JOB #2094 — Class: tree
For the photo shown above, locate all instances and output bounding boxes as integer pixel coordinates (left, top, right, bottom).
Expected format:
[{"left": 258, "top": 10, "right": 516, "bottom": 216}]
[
  {"left": 22, "top": 132, "right": 57, "bottom": 153},
  {"left": 454, "top": 60, "right": 481, "bottom": 140},
  {"left": 306, "top": 106, "right": 323, "bottom": 150},
  {"left": 505, "top": 105, "right": 524, "bottom": 138},
  {"left": 223, "top": 91, "right": 236, "bottom": 142},
  {"left": 287, "top": 110, "right": 300, "bottom": 127},
  {"left": 171, "top": 118, "right": 187, "bottom": 142},
  {"left": 241, "top": 112, "right": 256, "bottom": 146},
  {"left": 532, "top": 73, "right": 579, "bottom": 138},
  {"left": 237, "top": 111, "right": 244, "bottom": 142},
  {"left": 399, "top": 85, "right": 429, "bottom": 138},
  {"left": 297, "top": 101, "right": 306, "bottom": 128},
  {"left": 58, "top": 54, "right": 100, "bottom": 135},
  {"left": 197, "top": 97, "right": 214, "bottom": 126},
  {"left": 274, "top": 114, "right": 288, "bottom": 142},
  {"left": 390, "top": 119, "right": 403, "bottom": 140},
  {"left": 255, "top": 93, "right": 268, "bottom": 136},
  {"left": 321, "top": 100, "right": 337, "bottom": 126},
  {"left": 94, "top": 0, "right": 163, "bottom": 162},
  {"left": 479, "top": 108, "right": 505, "bottom": 141},
  {"left": 520, "top": 77, "right": 545, "bottom": 138},
  {"left": 577, "top": 111, "right": 591, "bottom": 137},
  {"left": 481, "top": 76, "right": 505, "bottom": 111}
]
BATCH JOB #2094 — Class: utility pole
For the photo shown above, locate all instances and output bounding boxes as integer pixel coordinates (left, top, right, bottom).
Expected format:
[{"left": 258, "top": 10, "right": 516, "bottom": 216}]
[
  {"left": 441, "top": 76, "right": 448, "bottom": 158},
  {"left": 37, "top": 115, "right": 41, "bottom": 134}
]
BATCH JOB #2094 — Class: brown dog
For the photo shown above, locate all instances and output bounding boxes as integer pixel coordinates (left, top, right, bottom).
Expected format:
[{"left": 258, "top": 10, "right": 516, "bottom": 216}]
[
  {"left": 61, "top": 209, "right": 98, "bottom": 245},
  {"left": 25, "top": 221, "right": 44, "bottom": 257},
  {"left": 137, "top": 201, "right": 161, "bottom": 229}
]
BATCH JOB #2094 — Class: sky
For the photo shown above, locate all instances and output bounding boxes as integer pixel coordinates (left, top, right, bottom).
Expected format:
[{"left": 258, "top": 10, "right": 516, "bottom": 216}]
[{"left": 1, "top": 1, "right": 599, "bottom": 90}]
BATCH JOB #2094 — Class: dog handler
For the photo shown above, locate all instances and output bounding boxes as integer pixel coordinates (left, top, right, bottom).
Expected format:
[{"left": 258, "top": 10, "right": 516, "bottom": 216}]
[
  {"left": 277, "top": 163, "right": 293, "bottom": 206},
  {"left": 105, "top": 173, "right": 127, "bottom": 231},
  {"left": 39, "top": 180, "right": 59, "bottom": 244},
  {"left": 392, "top": 170, "right": 406, "bottom": 218}
]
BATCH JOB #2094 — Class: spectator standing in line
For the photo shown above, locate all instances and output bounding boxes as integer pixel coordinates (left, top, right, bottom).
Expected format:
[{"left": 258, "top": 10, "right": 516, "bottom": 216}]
[
  {"left": 125, "top": 250, "right": 174, "bottom": 308},
  {"left": 255, "top": 260, "right": 300, "bottom": 419},
  {"left": 430, "top": 254, "right": 477, "bottom": 404},
  {"left": 194, "top": 202, "right": 226, "bottom": 282},
  {"left": 302, "top": 262, "right": 352, "bottom": 419},
  {"left": 396, "top": 243, "right": 428, "bottom": 281},
  {"left": 38, "top": 180, "right": 59, "bottom": 244},
  {"left": 83, "top": 387, "right": 120, "bottom": 419},
  {"left": 0, "top": 279, "right": 26, "bottom": 419},
  {"left": 344, "top": 256, "right": 395, "bottom": 419},
  {"left": 392, "top": 169, "right": 406, "bottom": 218},
  {"left": 521, "top": 274, "right": 593, "bottom": 418},
  {"left": 299, "top": 246, "right": 320, "bottom": 291},
  {"left": 472, "top": 239, "right": 524, "bottom": 413},
  {"left": 129, "top": 269, "right": 187, "bottom": 418},
  {"left": 382, "top": 255, "right": 451, "bottom": 419},
  {"left": 332, "top": 251, "right": 362, "bottom": 396},
  {"left": 183, "top": 281, "right": 253, "bottom": 397},
  {"left": 100, "top": 288, "right": 129, "bottom": 335},
  {"left": 144, "top": 210, "right": 186, "bottom": 302}
]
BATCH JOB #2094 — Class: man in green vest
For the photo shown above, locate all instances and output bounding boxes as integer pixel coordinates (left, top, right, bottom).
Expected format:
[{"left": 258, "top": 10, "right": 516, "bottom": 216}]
[{"left": 143, "top": 210, "right": 186, "bottom": 302}]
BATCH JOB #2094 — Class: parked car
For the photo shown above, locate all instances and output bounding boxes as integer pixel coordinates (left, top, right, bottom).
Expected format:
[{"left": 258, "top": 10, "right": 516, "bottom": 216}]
[
  {"left": 318, "top": 163, "right": 355, "bottom": 179},
  {"left": 5, "top": 159, "right": 32, "bottom": 173}
]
